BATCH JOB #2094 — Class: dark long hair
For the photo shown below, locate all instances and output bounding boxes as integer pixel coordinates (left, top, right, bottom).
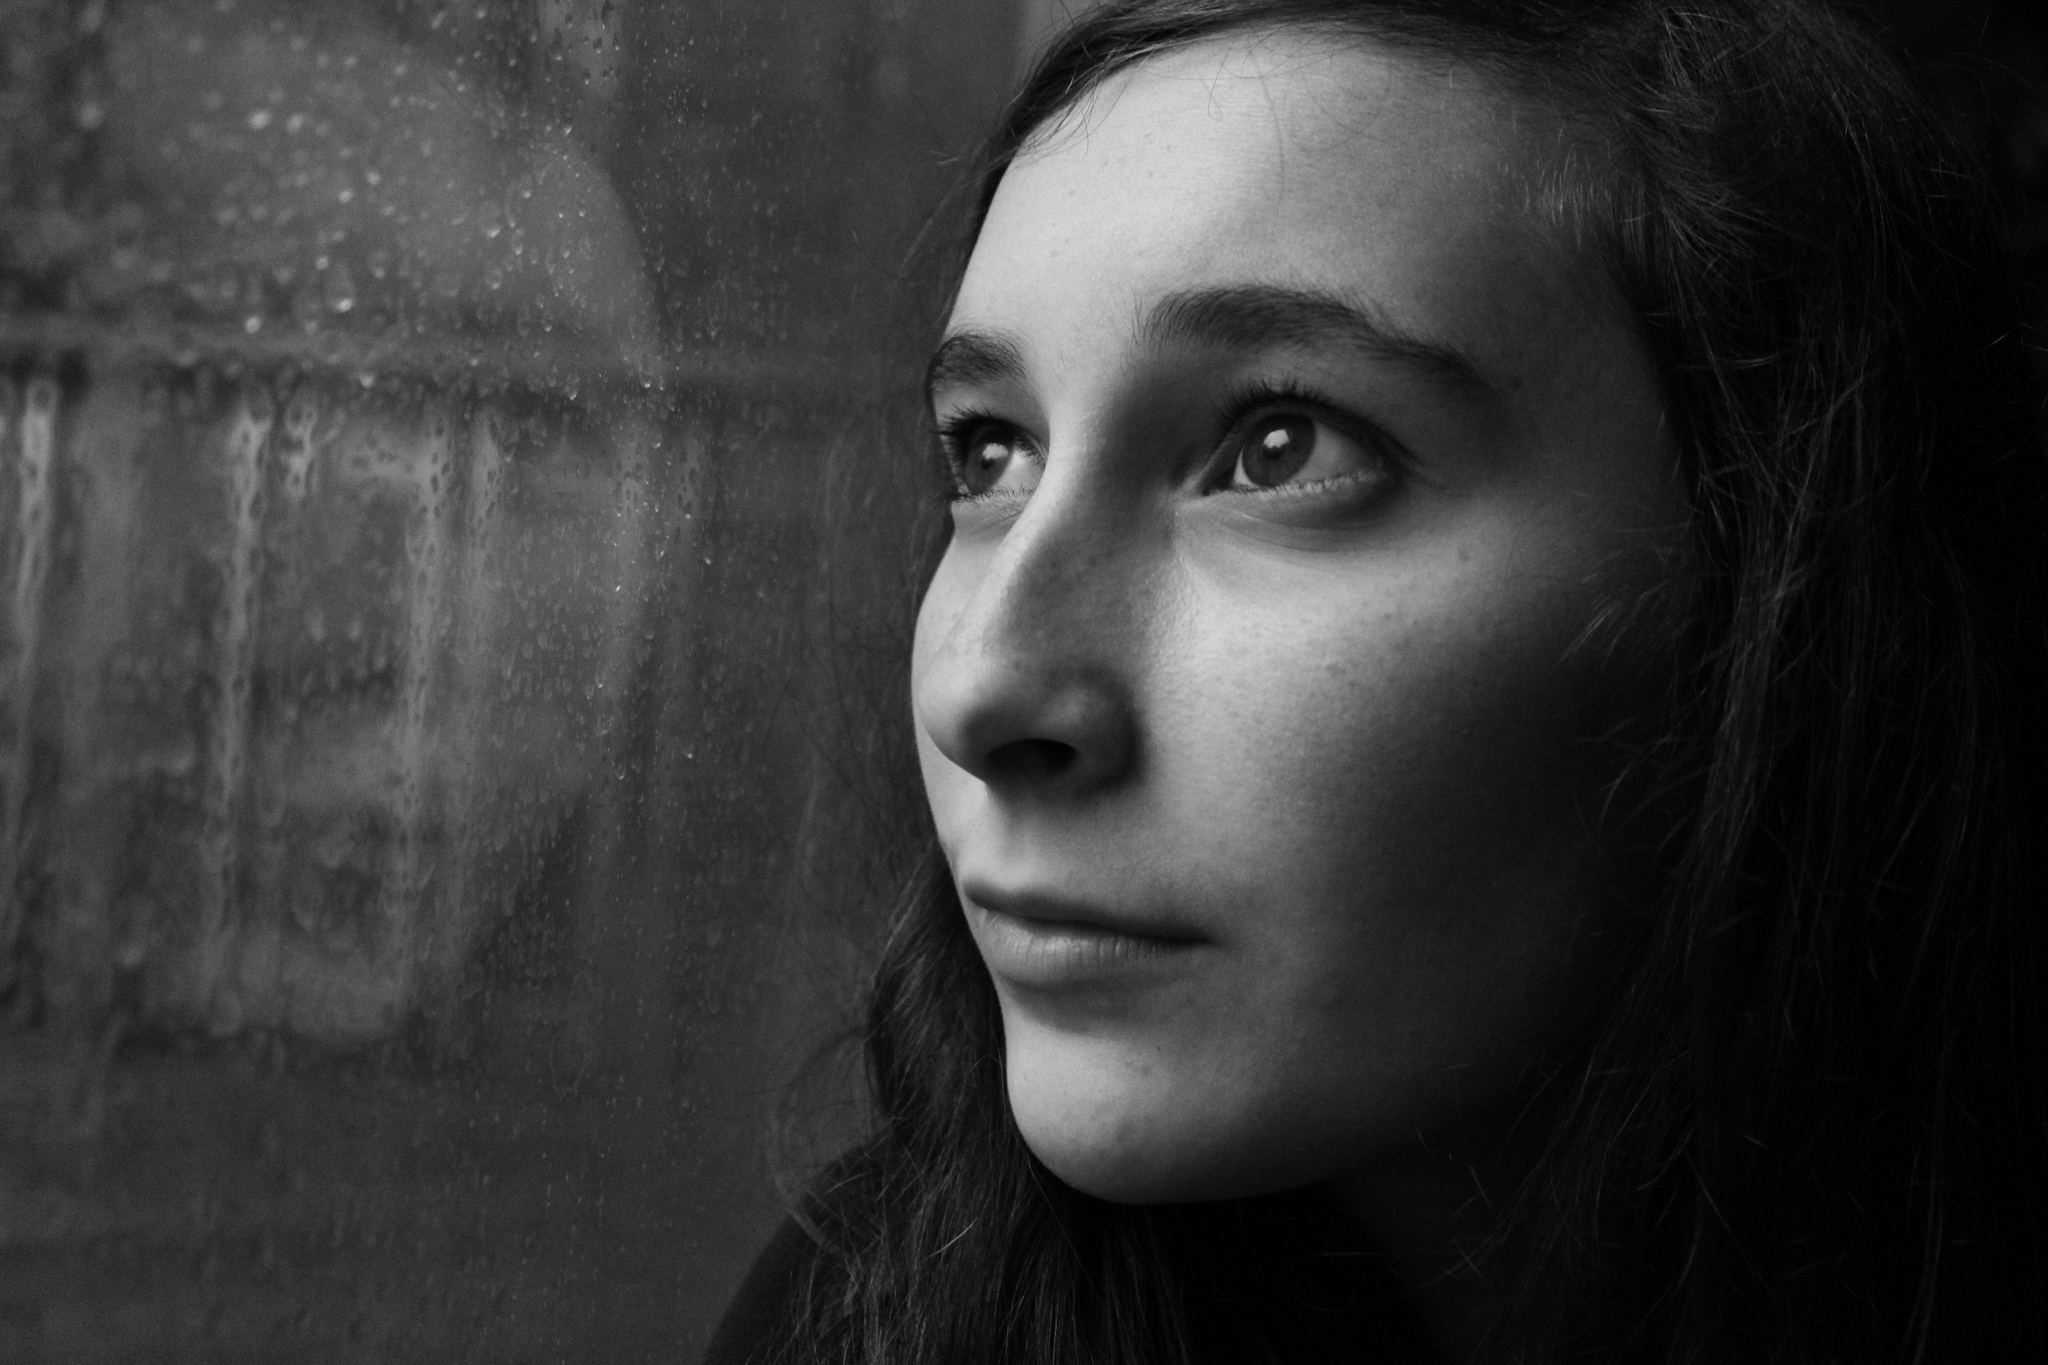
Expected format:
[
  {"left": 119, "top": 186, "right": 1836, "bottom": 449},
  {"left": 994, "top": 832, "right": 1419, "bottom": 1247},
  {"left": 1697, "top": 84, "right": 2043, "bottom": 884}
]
[{"left": 769, "top": 2, "right": 2048, "bottom": 1361}]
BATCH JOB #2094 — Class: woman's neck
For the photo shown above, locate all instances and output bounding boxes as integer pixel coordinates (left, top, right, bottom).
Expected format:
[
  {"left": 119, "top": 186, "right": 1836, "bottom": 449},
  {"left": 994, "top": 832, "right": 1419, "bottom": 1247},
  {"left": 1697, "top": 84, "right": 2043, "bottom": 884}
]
[{"left": 1325, "top": 1121, "right": 1534, "bottom": 1365}]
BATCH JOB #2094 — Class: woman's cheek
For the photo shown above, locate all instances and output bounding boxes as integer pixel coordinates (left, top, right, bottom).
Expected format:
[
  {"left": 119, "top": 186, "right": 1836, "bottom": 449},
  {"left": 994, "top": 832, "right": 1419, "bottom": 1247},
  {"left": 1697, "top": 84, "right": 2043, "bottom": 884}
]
[
  {"left": 935, "top": 494, "right": 1666, "bottom": 1199},
  {"left": 1135, "top": 561, "right": 1632, "bottom": 1096}
]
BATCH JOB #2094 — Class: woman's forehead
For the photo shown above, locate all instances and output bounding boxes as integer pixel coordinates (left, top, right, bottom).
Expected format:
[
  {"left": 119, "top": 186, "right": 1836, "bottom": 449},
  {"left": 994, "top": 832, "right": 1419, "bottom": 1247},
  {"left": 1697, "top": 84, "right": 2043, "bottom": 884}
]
[
  {"left": 1011, "top": 30, "right": 1520, "bottom": 184},
  {"left": 955, "top": 32, "right": 1615, "bottom": 416}
]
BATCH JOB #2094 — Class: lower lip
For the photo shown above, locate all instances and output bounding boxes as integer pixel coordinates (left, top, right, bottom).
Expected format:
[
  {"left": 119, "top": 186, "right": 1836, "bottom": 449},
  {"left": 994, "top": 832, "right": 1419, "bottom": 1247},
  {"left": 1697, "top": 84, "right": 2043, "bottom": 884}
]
[{"left": 967, "top": 905, "right": 1204, "bottom": 991}]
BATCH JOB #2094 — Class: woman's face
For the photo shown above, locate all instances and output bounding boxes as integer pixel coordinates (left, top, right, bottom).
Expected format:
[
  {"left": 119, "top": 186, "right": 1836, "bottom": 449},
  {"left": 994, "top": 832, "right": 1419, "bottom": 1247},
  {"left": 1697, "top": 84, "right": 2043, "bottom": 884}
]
[{"left": 913, "top": 33, "right": 1679, "bottom": 1203}]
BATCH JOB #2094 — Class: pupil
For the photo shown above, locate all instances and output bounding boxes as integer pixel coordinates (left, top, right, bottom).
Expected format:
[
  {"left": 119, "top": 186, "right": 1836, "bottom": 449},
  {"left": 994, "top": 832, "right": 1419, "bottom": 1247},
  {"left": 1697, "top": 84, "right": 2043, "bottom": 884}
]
[
  {"left": 1244, "top": 415, "right": 1315, "bottom": 486},
  {"left": 961, "top": 433, "right": 1011, "bottom": 494}
]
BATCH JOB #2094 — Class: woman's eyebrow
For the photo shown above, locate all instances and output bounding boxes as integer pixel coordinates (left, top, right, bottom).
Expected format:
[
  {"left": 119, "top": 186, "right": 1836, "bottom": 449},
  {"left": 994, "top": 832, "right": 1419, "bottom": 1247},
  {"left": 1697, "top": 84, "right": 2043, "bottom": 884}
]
[
  {"left": 924, "top": 285, "right": 1488, "bottom": 413},
  {"left": 1145, "top": 284, "right": 1490, "bottom": 394},
  {"left": 926, "top": 329, "right": 1027, "bottom": 413}
]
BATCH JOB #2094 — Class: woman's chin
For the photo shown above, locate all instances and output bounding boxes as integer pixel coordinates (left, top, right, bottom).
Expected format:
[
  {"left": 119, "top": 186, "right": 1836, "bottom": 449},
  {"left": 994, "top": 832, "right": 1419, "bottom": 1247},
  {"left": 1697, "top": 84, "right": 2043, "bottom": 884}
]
[
  {"left": 1006, "top": 1052, "right": 1319, "bottom": 1205},
  {"left": 1019, "top": 1125, "right": 1219, "bottom": 1204}
]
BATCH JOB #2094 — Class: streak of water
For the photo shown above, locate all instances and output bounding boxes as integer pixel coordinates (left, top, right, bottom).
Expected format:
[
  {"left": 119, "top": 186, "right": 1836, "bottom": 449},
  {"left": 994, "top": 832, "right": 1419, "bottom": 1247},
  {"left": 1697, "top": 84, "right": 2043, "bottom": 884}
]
[
  {"left": 572, "top": 412, "right": 666, "bottom": 1072},
  {"left": 198, "top": 381, "right": 275, "bottom": 1012},
  {"left": 279, "top": 383, "right": 321, "bottom": 502},
  {"left": 3, "top": 378, "right": 58, "bottom": 975},
  {"left": 384, "top": 402, "right": 455, "bottom": 980},
  {"left": 424, "top": 403, "right": 509, "bottom": 981}
]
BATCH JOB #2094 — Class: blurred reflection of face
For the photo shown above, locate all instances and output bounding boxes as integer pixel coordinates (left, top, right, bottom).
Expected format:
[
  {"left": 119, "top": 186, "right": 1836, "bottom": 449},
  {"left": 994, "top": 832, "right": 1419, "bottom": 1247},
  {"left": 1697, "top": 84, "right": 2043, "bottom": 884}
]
[{"left": 912, "top": 33, "right": 1679, "bottom": 1203}]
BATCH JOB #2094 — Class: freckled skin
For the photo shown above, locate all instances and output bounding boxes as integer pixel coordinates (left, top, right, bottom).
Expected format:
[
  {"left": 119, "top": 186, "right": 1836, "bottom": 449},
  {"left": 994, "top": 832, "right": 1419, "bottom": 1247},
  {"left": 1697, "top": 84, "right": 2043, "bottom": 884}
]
[{"left": 913, "top": 36, "right": 1680, "bottom": 1206}]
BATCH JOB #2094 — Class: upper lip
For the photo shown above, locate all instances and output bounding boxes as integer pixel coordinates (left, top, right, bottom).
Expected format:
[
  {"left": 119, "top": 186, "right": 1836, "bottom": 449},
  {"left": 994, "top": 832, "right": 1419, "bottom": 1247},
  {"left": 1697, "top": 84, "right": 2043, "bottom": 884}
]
[{"left": 961, "top": 881, "right": 1206, "bottom": 942}]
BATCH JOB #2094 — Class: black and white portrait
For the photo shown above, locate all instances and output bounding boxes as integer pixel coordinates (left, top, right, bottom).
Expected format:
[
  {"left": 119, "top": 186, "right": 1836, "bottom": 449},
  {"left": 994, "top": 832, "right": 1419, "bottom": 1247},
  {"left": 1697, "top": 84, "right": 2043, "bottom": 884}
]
[{"left": 2, "top": 2, "right": 2045, "bottom": 1361}]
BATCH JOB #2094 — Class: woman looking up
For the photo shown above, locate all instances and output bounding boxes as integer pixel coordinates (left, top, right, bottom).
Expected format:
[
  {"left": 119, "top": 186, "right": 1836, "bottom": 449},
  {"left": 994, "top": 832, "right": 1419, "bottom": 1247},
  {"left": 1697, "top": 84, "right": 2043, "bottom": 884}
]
[{"left": 710, "top": 2, "right": 2048, "bottom": 1361}]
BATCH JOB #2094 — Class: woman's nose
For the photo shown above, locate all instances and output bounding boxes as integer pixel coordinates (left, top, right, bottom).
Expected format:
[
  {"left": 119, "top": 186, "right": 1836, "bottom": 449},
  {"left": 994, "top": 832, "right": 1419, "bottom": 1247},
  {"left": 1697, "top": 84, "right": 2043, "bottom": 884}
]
[
  {"left": 913, "top": 519, "right": 1139, "bottom": 800},
  {"left": 918, "top": 653, "right": 1136, "bottom": 796}
]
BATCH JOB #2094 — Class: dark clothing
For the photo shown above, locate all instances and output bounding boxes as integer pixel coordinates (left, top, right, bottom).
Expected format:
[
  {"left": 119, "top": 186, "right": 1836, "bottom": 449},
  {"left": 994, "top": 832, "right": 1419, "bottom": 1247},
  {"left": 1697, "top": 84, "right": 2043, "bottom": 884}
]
[
  {"left": 702, "top": 1218, "right": 817, "bottom": 1365},
  {"left": 702, "top": 1199, "right": 1439, "bottom": 1365}
]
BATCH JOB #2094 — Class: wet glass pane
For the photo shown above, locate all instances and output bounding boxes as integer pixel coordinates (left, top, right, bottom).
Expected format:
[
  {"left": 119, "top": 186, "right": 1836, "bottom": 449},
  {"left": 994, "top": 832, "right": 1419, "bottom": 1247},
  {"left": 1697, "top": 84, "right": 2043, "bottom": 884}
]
[{"left": 0, "top": 0, "right": 1018, "bottom": 1357}]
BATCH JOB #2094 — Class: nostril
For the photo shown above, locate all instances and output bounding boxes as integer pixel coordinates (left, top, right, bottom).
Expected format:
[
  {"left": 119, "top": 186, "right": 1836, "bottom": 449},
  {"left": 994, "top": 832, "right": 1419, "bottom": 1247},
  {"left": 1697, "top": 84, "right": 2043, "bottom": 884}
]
[
  {"left": 917, "top": 652, "right": 1136, "bottom": 796},
  {"left": 984, "top": 737, "right": 1080, "bottom": 785}
]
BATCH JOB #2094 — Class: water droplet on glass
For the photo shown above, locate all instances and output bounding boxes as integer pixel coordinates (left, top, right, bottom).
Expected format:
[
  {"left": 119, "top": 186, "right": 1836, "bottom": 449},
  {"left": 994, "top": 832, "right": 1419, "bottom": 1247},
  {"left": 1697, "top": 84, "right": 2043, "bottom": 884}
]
[{"left": 323, "top": 262, "right": 356, "bottom": 314}]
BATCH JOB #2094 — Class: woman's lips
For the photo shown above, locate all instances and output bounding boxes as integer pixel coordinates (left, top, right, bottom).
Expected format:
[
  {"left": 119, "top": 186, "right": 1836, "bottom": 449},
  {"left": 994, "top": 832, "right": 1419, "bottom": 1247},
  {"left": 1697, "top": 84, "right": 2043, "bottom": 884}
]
[{"left": 962, "top": 886, "right": 1205, "bottom": 991}]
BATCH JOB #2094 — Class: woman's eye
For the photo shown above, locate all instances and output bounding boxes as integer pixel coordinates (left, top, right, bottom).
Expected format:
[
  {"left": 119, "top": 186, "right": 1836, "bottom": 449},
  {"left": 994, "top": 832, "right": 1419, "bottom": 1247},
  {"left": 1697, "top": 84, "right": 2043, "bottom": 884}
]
[
  {"left": 949, "top": 423, "right": 1041, "bottom": 499},
  {"left": 1223, "top": 411, "right": 1391, "bottom": 494}
]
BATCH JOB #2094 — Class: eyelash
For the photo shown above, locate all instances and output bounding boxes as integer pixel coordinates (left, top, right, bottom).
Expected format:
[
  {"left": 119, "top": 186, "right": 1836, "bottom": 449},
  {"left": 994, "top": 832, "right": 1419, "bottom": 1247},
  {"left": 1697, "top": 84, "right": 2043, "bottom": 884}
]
[{"left": 933, "top": 381, "right": 1407, "bottom": 502}]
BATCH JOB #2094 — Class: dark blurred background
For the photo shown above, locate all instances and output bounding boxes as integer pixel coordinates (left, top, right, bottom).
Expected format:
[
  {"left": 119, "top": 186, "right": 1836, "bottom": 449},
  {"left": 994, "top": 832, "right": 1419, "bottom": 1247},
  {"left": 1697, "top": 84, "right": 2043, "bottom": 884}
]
[{"left": 0, "top": 1, "right": 2042, "bottom": 1360}]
